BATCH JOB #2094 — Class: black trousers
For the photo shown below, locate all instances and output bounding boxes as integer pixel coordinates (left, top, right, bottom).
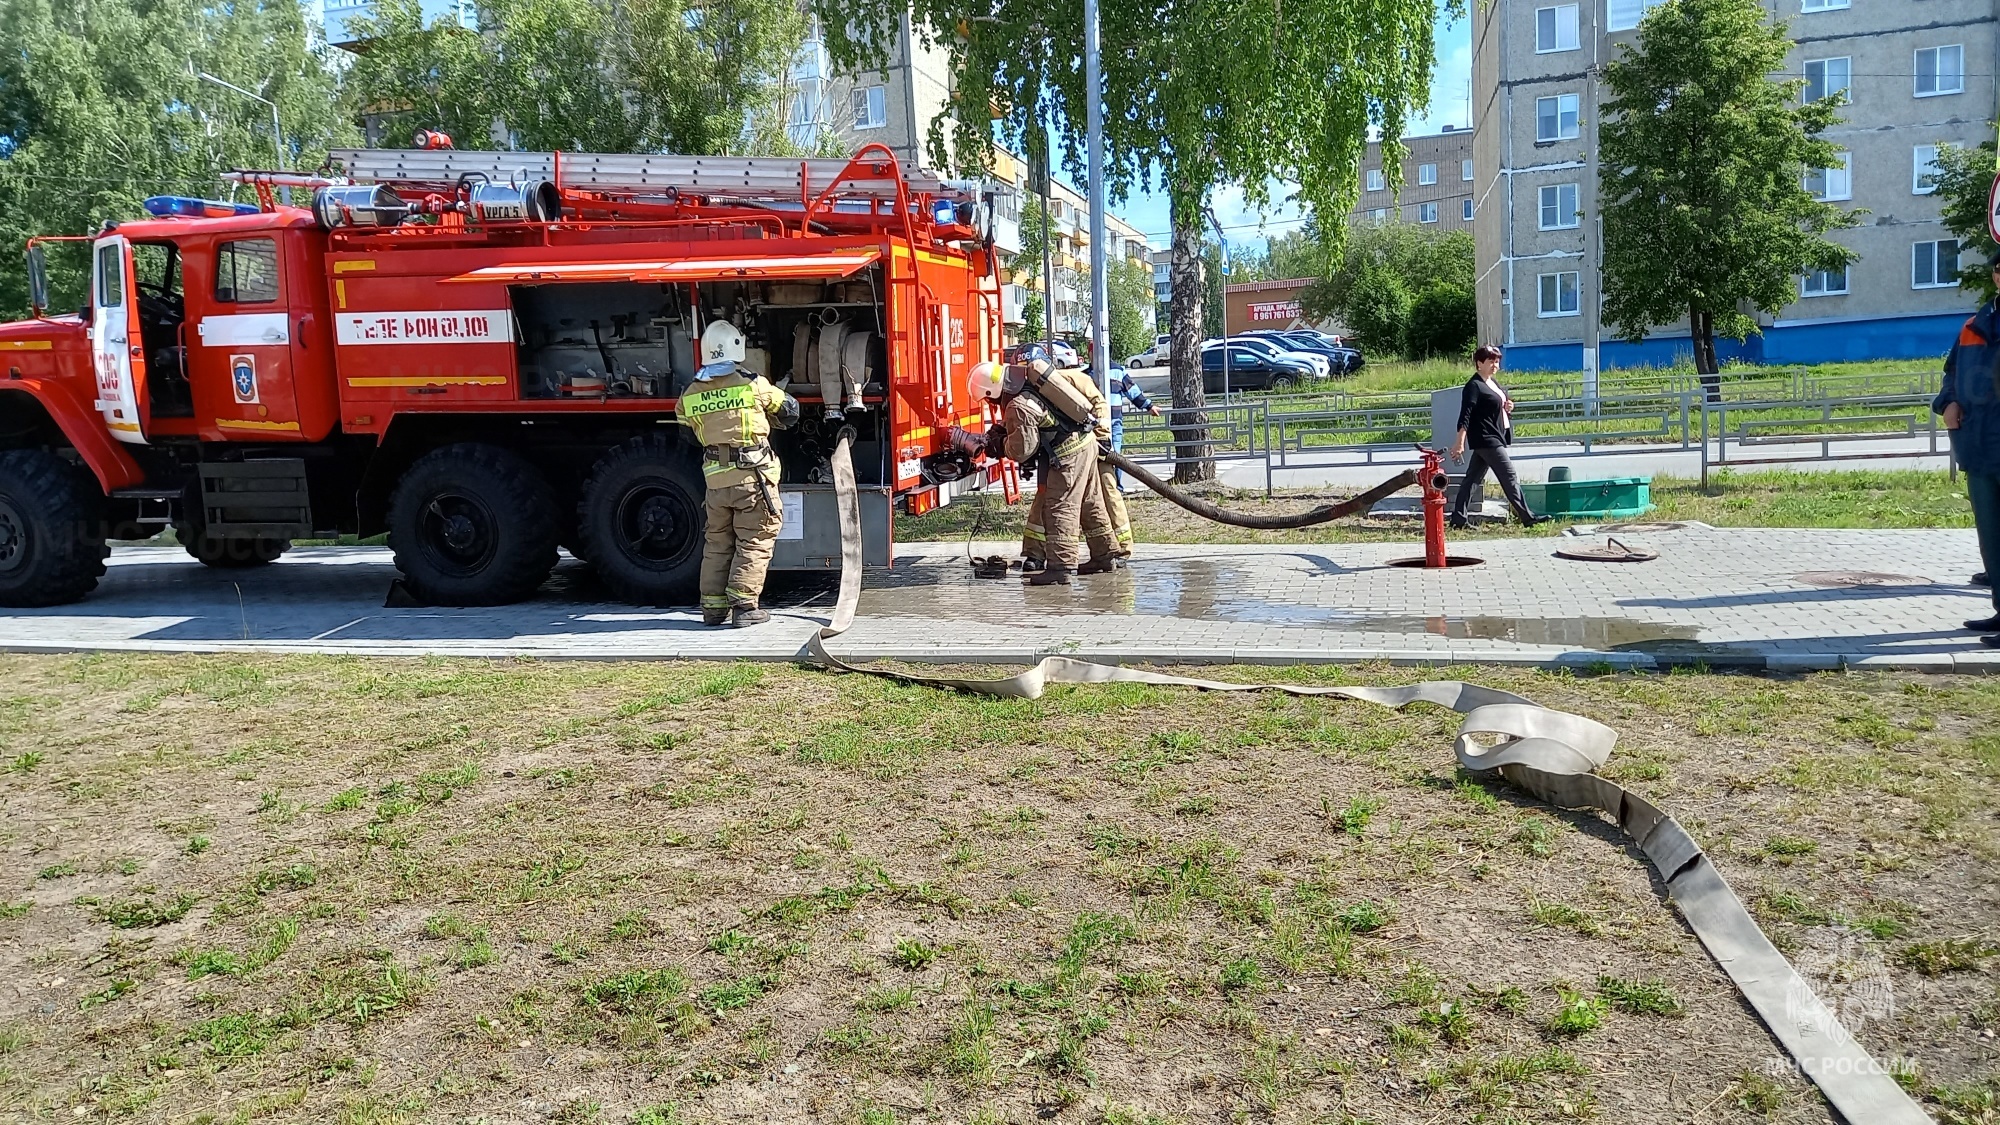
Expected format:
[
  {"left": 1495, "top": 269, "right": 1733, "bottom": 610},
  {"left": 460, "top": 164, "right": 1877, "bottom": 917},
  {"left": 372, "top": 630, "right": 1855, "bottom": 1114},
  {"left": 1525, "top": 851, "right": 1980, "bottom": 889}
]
[{"left": 1451, "top": 444, "right": 1535, "bottom": 522}]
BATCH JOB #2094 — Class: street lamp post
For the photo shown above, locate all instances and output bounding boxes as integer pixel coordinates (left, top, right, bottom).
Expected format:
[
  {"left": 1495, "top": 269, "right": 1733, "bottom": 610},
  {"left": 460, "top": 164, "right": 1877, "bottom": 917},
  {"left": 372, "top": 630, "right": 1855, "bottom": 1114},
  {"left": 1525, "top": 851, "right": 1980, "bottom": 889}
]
[{"left": 196, "top": 69, "right": 287, "bottom": 201}]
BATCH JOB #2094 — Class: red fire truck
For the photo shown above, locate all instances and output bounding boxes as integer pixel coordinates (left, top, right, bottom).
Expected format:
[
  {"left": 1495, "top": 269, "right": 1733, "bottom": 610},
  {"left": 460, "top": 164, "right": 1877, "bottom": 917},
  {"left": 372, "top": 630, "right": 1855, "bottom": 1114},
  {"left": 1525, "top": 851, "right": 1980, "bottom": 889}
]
[{"left": 0, "top": 145, "right": 1009, "bottom": 607}]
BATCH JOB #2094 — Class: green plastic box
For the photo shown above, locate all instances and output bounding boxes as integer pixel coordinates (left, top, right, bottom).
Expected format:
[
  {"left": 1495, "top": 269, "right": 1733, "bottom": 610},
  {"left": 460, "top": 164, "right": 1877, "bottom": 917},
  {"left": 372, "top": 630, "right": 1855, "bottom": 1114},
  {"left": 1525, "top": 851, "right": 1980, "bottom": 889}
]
[{"left": 1521, "top": 476, "right": 1653, "bottom": 519}]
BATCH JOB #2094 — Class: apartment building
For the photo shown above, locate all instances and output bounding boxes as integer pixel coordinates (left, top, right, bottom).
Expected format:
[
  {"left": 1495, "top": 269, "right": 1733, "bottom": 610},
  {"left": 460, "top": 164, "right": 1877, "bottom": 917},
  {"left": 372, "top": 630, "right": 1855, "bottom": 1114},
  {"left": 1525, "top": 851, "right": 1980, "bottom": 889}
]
[
  {"left": 1349, "top": 127, "right": 1478, "bottom": 231},
  {"left": 1472, "top": 0, "right": 1998, "bottom": 370}
]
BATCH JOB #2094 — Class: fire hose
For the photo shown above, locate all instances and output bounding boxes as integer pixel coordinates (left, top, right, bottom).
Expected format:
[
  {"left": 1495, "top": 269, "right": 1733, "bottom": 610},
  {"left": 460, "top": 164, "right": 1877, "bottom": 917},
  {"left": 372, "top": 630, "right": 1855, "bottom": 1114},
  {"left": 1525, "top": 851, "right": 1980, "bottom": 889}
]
[
  {"left": 802, "top": 433, "right": 1932, "bottom": 1124},
  {"left": 1106, "top": 449, "right": 1417, "bottom": 530}
]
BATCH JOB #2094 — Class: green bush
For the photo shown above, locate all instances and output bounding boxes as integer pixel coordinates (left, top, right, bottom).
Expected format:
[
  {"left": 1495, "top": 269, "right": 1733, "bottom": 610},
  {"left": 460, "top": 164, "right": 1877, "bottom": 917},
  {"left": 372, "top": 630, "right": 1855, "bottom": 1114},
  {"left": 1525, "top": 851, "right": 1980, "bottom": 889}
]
[{"left": 1406, "top": 283, "right": 1477, "bottom": 358}]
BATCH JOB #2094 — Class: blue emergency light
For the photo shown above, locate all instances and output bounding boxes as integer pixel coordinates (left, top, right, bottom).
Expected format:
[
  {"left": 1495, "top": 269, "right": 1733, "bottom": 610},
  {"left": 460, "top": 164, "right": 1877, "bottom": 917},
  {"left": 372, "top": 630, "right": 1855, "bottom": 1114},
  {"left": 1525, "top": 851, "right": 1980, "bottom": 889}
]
[
  {"left": 142, "top": 196, "right": 261, "bottom": 219},
  {"left": 932, "top": 199, "right": 960, "bottom": 226}
]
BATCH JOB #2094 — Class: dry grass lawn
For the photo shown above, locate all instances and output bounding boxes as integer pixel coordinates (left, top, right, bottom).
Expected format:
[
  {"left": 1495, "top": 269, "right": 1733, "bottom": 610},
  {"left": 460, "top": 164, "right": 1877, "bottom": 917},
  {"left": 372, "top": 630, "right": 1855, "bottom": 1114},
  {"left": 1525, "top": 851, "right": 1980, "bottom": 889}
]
[{"left": 1, "top": 654, "right": 1997, "bottom": 1124}]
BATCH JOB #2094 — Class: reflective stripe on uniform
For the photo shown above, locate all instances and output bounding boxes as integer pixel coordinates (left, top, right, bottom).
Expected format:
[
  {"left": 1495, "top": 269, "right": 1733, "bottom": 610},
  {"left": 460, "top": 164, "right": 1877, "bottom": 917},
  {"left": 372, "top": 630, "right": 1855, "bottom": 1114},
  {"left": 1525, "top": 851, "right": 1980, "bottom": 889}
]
[
  {"left": 1051, "top": 432, "right": 1090, "bottom": 460},
  {"left": 1023, "top": 521, "right": 1046, "bottom": 542},
  {"left": 701, "top": 594, "right": 733, "bottom": 609},
  {"left": 725, "top": 587, "right": 757, "bottom": 605}
]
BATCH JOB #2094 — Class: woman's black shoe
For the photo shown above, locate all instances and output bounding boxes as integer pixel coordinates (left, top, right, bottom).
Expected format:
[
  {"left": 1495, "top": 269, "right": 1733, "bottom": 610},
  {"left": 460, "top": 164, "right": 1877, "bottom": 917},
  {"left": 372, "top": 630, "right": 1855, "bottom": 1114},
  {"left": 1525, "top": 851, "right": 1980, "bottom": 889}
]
[
  {"left": 1521, "top": 514, "right": 1552, "bottom": 526},
  {"left": 1447, "top": 514, "right": 1472, "bottom": 531}
]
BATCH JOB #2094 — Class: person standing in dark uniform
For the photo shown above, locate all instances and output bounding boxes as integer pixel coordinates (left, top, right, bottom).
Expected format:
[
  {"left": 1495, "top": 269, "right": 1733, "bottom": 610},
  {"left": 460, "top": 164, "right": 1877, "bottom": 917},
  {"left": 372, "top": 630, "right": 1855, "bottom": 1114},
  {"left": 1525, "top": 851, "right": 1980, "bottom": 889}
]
[
  {"left": 1447, "top": 343, "right": 1548, "bottom": 529},
  {"left": 1933, "top": 265, "right": 2000, "bottom": 639}
]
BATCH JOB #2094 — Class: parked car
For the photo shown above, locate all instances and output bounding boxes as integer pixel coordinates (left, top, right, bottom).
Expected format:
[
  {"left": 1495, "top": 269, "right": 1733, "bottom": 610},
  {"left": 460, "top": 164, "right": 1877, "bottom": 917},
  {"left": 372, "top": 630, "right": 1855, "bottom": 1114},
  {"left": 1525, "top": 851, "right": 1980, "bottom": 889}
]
[
  {"left": 1247, "top": 330, "right": 1363, "bottom": 376},
  {"left": 1209, "top": 335, "right": 1331, "bottom": 378},
  {"left": 1128, "top": 333, "right": 1173, "bottom": 367},
  {"left": 1199, "top": 342, "right": 1316, "bottom": 393}
]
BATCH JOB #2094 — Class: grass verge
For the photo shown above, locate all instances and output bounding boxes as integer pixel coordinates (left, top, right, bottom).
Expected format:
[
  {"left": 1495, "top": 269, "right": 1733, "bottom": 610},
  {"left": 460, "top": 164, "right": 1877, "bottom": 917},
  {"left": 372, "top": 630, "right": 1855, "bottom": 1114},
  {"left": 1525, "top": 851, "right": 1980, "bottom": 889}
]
[{"left": 0, "top": 654, "right": 1996, "bottom": 1122}]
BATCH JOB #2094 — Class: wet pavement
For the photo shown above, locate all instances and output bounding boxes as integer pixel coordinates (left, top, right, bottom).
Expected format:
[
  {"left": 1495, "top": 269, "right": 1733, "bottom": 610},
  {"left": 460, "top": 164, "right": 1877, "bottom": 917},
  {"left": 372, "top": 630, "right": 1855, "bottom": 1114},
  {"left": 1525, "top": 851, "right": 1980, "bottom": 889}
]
[{"left": 1, "top": 524, "right": 1994, "bottom": 671}]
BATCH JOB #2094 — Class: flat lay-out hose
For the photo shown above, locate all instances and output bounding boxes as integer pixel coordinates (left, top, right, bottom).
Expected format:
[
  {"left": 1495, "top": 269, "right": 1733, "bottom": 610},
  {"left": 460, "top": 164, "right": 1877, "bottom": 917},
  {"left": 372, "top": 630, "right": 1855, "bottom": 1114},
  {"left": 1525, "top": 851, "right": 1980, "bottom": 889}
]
[{"left": 804, "top": 435, "right": 1933, "bottom": 1124}]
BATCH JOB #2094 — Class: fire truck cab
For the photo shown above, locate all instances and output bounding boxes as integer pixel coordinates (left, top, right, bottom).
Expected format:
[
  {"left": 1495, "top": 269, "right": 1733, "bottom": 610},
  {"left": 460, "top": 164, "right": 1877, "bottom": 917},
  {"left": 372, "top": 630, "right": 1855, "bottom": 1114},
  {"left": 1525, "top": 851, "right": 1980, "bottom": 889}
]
[{"left": 0, "top": 146, "right": 1008, "bottom": 608}]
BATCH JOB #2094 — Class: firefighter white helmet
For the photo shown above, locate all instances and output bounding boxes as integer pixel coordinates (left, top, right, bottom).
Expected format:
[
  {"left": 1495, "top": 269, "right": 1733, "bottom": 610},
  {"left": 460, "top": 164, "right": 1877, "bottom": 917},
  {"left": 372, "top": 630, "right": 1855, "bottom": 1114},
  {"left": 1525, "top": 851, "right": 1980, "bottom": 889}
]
[
  {"left": 968, "top": 360, "right": 1005, "bottom": 401},
  {"left": 696, "top": 321, "right": 746, "bottom": 379},
  {"left": 1051, "top": 341, "right": 1081, "bottom": 369}
]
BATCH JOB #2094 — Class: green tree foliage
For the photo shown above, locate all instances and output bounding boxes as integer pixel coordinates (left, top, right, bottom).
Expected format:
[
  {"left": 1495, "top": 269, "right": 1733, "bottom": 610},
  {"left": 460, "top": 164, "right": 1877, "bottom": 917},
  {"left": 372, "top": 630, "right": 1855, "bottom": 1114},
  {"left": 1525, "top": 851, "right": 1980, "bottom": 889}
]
[
  {"left": 1598, "top": 0, "right": 1857, "bottom": 375},
  {"left": 1932, "top": 141, "right": 1998, "bottom": 301},
  {"left": 343, "top": 0, "right": 807, "bottom": 155},
  {"left": 1302, "top": 222, "right": 1472, "bottom": 357},
  {"left": 0, "top": 0, "right": 353, "bottom": 316},
  {"left": 813, "top": 0, "right": 1451, "bottom": 481},
  {"left": 1020, "top": 293, "right": 1045, "bottom": 342},
  {"left": 1406, "top": 283, "right": 1478, "bottom": 358},
  {"left": 1108, "top": 257, "right": 1155, "bottom": 360}
]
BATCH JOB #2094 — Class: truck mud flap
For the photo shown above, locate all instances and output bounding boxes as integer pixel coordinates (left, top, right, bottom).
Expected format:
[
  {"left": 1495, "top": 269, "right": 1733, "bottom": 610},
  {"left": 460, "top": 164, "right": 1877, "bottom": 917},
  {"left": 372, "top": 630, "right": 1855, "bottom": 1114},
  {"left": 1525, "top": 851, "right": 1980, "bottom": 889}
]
[{"left": 196, "top": 459, "right": 313, "bottom": 539}]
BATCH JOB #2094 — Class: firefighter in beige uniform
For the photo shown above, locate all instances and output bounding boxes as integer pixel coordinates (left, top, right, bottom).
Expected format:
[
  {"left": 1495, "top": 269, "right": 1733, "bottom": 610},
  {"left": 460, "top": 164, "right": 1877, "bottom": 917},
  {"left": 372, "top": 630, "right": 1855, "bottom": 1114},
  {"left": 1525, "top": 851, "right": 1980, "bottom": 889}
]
[
  {"left": 1017, "top": 349, "right": 1119, "bottom": 569},
  {"left": 980, "top": 350, "right": 1112, "bottom": 585},
  {"left": 680, "top": 322, "right": 800, "bottom": 627}
]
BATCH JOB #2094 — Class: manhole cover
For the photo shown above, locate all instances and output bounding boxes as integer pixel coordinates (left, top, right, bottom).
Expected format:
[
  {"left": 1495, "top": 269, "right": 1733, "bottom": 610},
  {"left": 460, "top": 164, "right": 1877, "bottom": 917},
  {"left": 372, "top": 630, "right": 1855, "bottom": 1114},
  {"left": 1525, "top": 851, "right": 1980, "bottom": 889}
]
[
  {"left": 1796, "top": 571, "right": 1930, "bottom": 588},
  {"left": 1388, "top": 555, "right": 1484, "bottom": 569},
  {"left": 1556, "top": 538, "right": 1658, "bottom": 563}
]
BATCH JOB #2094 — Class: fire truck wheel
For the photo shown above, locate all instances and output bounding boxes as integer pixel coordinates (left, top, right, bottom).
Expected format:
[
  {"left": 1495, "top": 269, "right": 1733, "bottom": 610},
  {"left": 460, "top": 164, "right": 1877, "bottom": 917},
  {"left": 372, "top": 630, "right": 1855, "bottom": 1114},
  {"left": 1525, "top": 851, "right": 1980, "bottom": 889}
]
[
  {"left": 182, "top": 533, "right": 289, "bottom": 568},
  {"left": 0, "top": 450, "right": 110, "bottom": 607},
  {"left": 388, "top": 443, "right": 559, "bottom": 606},
  {"left": 575, "top": 436, "right": 705, "bottom": 605}
]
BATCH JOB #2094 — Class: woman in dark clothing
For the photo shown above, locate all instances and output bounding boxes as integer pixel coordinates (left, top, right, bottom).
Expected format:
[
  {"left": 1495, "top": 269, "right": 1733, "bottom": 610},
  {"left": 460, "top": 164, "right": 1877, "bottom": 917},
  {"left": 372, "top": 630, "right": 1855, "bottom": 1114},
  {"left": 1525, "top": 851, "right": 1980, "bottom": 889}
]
[{"left": 1447, "top": 344, "right": 1548, "bottom": 529}]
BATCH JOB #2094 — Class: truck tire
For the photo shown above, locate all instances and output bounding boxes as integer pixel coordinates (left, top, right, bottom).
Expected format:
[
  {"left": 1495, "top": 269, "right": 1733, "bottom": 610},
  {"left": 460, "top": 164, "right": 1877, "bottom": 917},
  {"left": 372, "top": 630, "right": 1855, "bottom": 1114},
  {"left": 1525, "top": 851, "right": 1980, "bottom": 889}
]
[
  {"left": 0, "top": 450, "right": 109, "bottom": 607},
  {"left": 387, "top": 443, "right": 559, "bottom": 606},
  {"left": 575, "top": 435, "right": 705, "bottom": 605}
]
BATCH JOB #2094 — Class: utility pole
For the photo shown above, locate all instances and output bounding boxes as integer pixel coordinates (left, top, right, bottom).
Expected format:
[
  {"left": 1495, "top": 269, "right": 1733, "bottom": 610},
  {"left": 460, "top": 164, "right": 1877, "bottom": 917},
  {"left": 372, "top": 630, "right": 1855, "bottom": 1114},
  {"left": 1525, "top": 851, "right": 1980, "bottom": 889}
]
[{"left": 1085, "top": 0, "right": 1110, "bottom": 400}]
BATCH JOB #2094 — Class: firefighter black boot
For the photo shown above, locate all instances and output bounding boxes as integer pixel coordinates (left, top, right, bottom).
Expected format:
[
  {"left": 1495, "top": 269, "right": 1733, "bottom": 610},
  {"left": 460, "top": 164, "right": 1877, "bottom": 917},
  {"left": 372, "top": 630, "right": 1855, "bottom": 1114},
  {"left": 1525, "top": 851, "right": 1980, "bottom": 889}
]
[
  {"left": 702, "top": 607, "right": 731, "bottom": 627},
  {"left": 732, "top": 603, "right": 771, "bottom": 627},
  {"left": 1025, "top": 563, "right": 1072, "bottom": 586}
]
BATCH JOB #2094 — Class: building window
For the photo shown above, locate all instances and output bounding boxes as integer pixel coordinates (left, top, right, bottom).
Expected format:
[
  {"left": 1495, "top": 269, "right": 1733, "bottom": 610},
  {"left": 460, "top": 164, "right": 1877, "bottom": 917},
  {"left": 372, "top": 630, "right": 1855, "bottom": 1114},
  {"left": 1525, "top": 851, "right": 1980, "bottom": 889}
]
[
  {"left": 1608, "top": 0, "right": 1664, "bottom": 31},
  {"left": 1462, "top": 158, "right": 1474, "bottom": 181},
  {"left": 1418, "top": 163, "right": 1437, "bottom": 185},
  {"left": 1804, "top": 151, "right": 1852, "bottom": 201},
  {"left": 1916, "top": 46, "right": 1965, "bottom": 98},
  {"left": 1538, "top": 271, "right": 1581, "bottom": 317},
  {"left": 1803, "top": 57, "right": 1850, "bottom": 105},
  {"left": 1802, "top": 265, "right": 1848, "bottom": 297},
  {"left": 1536, "top": 94, "right": 1581, "bottom": 142},
  {"left": 1535, "top": 4, "right": 1580, "bottom": 52},
  {"left": 1539, "top": 183, "right": 1580, "bottom": 230},
  {"left": 214, "top": 239, "right": 279, "bottom": 303},
  {"left": 1801, "top": 0, "right": 1848, "bottom": 10},
  {"left": 1913, "top": 239, "right": 1961, "bottom": 289},
  {"left": 1914, "top": 145, "right": 1942, "bottom": 195},
  {"left": 1368, "top": 208, "right": 1389, "bottom": 221},
  {"left": 851, "top": 85, "right": 887, "bottom": 129},
  {"left": 1462, "top": 198, "right": 1475, "bottom": 221},
  {"left": 1365, "top": 168, "right": 1385, "bottom": 192},
  {"left": 1418, "top": 202, "right": 1439, "bottom": 223}
]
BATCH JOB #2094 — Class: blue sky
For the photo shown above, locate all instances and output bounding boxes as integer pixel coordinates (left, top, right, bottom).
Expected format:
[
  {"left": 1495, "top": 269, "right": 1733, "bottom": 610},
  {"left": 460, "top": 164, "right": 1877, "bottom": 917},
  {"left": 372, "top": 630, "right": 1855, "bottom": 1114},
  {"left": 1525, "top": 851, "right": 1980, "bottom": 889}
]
[{"left": 1109, "top": 4, "right": 1472, "bottom": 251}]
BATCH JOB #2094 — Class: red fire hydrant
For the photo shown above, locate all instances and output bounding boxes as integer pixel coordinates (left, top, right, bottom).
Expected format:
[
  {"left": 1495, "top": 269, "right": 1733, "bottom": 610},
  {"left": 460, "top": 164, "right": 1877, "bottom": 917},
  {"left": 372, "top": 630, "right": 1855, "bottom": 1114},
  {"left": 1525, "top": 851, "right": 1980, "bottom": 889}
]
[{"left": 1420, "top": 445, "right": 1449, "bottom": 568}]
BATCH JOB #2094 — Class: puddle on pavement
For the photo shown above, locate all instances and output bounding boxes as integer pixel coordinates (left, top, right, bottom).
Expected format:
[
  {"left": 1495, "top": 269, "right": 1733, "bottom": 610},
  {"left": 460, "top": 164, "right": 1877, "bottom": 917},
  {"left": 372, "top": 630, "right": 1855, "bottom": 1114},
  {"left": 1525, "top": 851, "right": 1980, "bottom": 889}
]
[{"left": 848, "top": 554, "right": 1700, "bottom": 646}]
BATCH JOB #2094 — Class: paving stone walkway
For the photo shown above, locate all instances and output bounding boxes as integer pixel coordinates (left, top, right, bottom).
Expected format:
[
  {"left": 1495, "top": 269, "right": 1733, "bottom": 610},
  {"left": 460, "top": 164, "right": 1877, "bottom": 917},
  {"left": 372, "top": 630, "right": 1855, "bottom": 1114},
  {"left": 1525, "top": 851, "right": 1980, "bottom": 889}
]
[{"left": 3, "top": 524, "right": 1995, "bottom": 671}]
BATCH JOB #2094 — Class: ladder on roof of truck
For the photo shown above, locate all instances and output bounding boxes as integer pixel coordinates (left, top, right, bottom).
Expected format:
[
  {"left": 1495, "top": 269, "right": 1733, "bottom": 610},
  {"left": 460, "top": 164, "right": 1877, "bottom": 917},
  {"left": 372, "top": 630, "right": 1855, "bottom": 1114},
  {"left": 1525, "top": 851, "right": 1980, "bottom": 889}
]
[{"left": 325, "top": 148, "right": 974, "bottom": 205}]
